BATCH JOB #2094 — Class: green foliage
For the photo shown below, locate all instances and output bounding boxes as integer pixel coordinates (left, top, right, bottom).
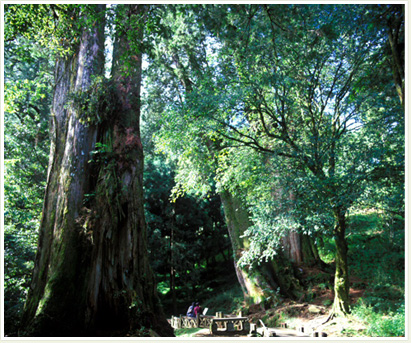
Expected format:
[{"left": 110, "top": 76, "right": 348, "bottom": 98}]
[
  {"left": 201, "top": 284, "right": 244, "bottom": 315},
  {"left": 3, "top": 3, "right": 404, "bottom": 335},
  {"left": 317, "top": 237, "right": 336, "bottom": 264},
  {"left": 143, "top": 149, "right": 233, "bottom": 315},
  {"left": 147, "top": 5, "right": 403, "bottom": 282},
  {"left": 352, "top": 300, "right": 405, "bottom": 337},
  {"left": 5, "top": 4, "right": 105, "bottom": 57},
  {"left": 4, "top": 30, "right": 52, "bottom": 336},
  {"left": 264, "top": 313, "right": 281, "bottom": 328},
  {"left": 322, "top": 299, "right": 333, "bottom": 307},
  {"left": 68, "top": 76, "right": 118, "bottom": 126},
  {"left": 347, "top": 212, "right": 404, "bottom": 302},
  {"left": 89, "top": 142, "right": 115, "bottom": 166},
  {"left": 4, "top": 226, "right": 38, "bottom": 335}
]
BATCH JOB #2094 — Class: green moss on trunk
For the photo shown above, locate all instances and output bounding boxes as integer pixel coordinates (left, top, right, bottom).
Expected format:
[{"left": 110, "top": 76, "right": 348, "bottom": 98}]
[
  {"left": 21, "top": 5, "right": 173, "bottom": 337},
  {"left": 332, "top": 208, "right": 350, "bottom": 316},
  {"left": 220, "top": 190, "right": 302, "bottom": 305}
]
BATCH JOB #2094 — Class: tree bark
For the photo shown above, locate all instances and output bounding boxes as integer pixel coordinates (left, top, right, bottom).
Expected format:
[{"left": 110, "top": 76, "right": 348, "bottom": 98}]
[
  {"left": 282, "top": 230, "right": 302, "bottom": 264},
  {"left": 170, "top": 220, "right": 177, "bottom": 315},
  {"left": 303, "top": 233, "right": 325, "bottom": 266},
  {"left": 219, "top": 190, "right": 302, "bottom": 304},
  {"left": 21, "top": 5, "right": 173, "bottom": 336},
  {"left": 386, "top": 6, "right": 404, "bottom": 106},
  {"left": 331, "top": 207, "right": 350, "bottom": 316}
]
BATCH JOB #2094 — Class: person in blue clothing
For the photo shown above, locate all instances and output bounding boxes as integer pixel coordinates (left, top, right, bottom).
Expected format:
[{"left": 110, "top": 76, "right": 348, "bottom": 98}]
[{"left": 186, "top": 302, "right": 196, "bottom": 317}]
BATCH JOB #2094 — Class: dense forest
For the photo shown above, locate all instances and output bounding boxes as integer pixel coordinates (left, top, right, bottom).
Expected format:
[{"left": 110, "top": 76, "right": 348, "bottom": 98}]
[{"left": 3, "top": 3, "right": 405, "bottom": 338}]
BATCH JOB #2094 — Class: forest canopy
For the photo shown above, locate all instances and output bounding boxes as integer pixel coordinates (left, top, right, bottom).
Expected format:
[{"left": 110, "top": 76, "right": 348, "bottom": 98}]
[{"left": 3, "top": 3, "right": 405, "bottom": 338}]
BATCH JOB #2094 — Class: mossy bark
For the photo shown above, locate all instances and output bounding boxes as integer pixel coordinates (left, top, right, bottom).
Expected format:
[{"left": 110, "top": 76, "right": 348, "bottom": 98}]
[
  {"left": 21, "top": 5, "right": 173, "bottom": 336},
  {"left": 331, "top": 207, "right": 350, "bottom": 316},
  {"left": 219, "top": 190, "right": 302, "bottom": 304},
  {"left": 300, "top": 233, "right": 324, "bottom": 267}
]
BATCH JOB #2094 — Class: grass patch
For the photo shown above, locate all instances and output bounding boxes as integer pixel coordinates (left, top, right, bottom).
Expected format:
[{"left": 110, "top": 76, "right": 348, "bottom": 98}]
[
  {"left": 174, "top": 327, "right": 204, "bottom": 337},
  {"left": 346, "top": 211, "right": 404, "bottom": 314},
  {"left": 351, "top": 300, "right": 405, "bottom": 337}
]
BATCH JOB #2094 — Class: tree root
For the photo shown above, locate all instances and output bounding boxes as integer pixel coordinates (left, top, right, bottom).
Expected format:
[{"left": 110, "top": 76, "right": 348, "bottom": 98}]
[{"left": 321, "top": 311, "right": 335, "bottom": 325}]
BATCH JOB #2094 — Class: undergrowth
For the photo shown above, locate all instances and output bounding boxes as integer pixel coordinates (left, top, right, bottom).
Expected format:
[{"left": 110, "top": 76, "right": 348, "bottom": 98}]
[
  {"left": 318, "top": 210, "right": 405, "bottom": 337},
  {"left": 351, "top": 300, "right": 405, "bottom": 337},
  {"left": 201, "top": 284, "right": 244, "bottom": 315},
  {"left": 183, "top": 210, "right": 405, "bottom": 338}
]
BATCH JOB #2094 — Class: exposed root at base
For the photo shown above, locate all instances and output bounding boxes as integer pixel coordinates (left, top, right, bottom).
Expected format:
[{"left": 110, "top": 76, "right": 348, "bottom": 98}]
[{"left": 321, "top": 311, "right": 335, "bottom": 325}]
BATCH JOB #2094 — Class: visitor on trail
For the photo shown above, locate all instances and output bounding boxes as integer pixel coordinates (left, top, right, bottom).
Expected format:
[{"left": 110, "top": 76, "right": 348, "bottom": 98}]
[
  {"left": 194, "top": 302, "right": 202, "bottom": 316},
  {"left": 186, "top": 302, "right": 196, "bottom": 317}
]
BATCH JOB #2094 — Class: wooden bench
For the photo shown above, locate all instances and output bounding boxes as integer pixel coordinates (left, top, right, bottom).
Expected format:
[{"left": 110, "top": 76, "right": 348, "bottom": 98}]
[{"left": 210, "top": 317, "right": 250, "bottom": 335}]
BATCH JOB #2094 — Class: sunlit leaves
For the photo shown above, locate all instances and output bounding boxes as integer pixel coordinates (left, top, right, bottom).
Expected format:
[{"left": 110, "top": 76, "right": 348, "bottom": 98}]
[
  {"left": 5, "top": 4, "right": 104, "bottom": 57},
  {"left": 4, "top": 24, "right": 53, "bottom": 334}
]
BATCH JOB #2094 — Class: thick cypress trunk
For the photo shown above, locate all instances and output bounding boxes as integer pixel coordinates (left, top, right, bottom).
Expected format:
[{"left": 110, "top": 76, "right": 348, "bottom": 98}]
[
  {"left": 300, "top": 233, "right": 323, "bottom": 267},
  {"left": 281, "top": 230, "right": 302, "bottom": 264},
  {"left": 331, "top": 207, "right": 350, "bottom": 316},
  {"left": 282, "top": 231, "right": 323, "bottom": 267},
  {"left": 219, "top": 190, "right": 302, "bottom": 304},
  {"left": 21, "top": 5, "right": 173, "bottom": 336}
]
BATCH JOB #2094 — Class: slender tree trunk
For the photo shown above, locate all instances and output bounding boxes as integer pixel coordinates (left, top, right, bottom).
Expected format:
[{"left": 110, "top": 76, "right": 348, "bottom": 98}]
[
  {"left": 331, "top": 207, "right": 350, "bottom": 316},
  {"left": 21, "top": 5, "right": 173, "bottom": 336},
  {"left": 170, "top": 223, "right": 177, "bottom": 314},
  {"left": 387, "top": 23, "right": 404, "bottom": 105}
]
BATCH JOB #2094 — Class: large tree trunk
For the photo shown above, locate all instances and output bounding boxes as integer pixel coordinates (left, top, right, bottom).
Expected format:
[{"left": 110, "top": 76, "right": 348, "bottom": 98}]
[
  {"left": 331, "top": 207, "right": 350, "bottom": 316},
  {"left": 282, "top": 231, "right": 323, "bottom": 267},
  {"left": 21, "top": 5, "right": 173, "bottom": 336},
  {"left": 219, "top": 190, "right": 302, "bottom": 305}
]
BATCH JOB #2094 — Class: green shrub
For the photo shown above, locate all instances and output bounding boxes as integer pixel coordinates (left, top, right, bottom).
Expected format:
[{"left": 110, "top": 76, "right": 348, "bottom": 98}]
[
  {"left": 266, "top": 313, "right": 280, "bottom": 327},
  {"left": 352, "top": 299, "right": 405, "bottom": 337},
  {"left": 317, "top": 237, "right": 335, "bottom": 264},
  {"left": 322, "top": 299, "right": 333, "bottom": 307},
  {"left": 201, "top": 284, "right": 244, "bottom": 315}
]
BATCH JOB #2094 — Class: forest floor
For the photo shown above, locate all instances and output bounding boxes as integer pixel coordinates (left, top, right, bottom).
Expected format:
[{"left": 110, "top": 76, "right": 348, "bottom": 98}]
[{"left": 192, "top": 266, "right": 368, "bottom": 338}]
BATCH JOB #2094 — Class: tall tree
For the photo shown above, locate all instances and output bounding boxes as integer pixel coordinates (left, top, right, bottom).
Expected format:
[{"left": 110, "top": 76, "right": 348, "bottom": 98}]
[
  {"left": 194, "top": 4, "right": 403, "bottom": 316},
  {"left": 5, "top": 4, "right": 173, "bottom": 336},
  {"left": 145, "top": 5, "right": 326, "bottom": 305}
]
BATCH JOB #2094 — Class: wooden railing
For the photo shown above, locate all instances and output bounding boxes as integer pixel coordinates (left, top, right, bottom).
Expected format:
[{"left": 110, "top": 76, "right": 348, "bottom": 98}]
[
  {"left": 170, "top": 314, "right": 214, "bottom": 329},
  {"left": 170, "top": 311, "right": 250, "bottom": 335},
  {"left": 210, "top": 316, "right": 250, "bottom": 335}
]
